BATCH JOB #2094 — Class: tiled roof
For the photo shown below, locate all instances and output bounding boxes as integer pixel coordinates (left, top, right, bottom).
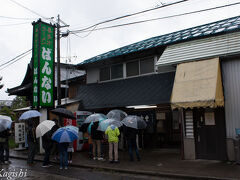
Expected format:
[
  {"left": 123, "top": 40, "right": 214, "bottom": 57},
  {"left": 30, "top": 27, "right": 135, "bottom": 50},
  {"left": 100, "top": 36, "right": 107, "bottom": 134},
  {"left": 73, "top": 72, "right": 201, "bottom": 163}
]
[{"left": 78, "top": 16, "right": 240, "bottom": 66}]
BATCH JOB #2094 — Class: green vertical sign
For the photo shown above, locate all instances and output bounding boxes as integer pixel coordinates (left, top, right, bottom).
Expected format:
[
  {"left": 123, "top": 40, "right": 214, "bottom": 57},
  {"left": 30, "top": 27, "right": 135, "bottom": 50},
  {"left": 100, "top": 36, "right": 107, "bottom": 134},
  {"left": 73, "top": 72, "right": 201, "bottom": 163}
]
[
  {"left": 32, "top": 20, "right": 55, "bottom": 108},
  {"left": 32, "top": 23, "right": 39, "bottom": 107}
]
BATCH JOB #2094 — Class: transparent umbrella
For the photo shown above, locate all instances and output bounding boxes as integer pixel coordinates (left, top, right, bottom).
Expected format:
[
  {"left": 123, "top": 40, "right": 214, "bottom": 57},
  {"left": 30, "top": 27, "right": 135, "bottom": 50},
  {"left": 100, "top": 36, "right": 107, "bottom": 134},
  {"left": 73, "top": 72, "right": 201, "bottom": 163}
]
[
  {"left": 0, "top": 115, "right": 12, "bottom": 132},
  {"left": 97, "top": 118, "right": 123, "bottom": 132},
  {"left": 122, "top": 115, "right": 147, "bottom": 129},
  {"left": 83, "top": 113, "right": 107, "bottom": 124},
  {"left": 107, "top": 109, "right": 127, "bottom": 121}
]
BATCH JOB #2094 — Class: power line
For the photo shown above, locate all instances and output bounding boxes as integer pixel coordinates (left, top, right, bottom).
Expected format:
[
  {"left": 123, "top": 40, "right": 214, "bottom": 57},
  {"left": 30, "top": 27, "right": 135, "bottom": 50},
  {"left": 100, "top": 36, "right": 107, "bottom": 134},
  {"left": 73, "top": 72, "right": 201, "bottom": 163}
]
[
  {"left": 0, "top": 51, "right": 31, "bottom": 70},
  {"left": 0, "top": 22, "right": 31, "bottom": 27},
  {"left": 8, "top": 0, "right": 47, "bottom": 19},
  {"left": 69, "top": 0, "right": 190, "bottom": 33},
  {"left": 70, "top": 1, "right": 240, "bottom": 34},
  {"left": 0, "top": 49, "right": 32, "bottom": 68},
  {"left": 0, "top": 15, "right": 35, "bottom": 20},
  {"left": 8, "top": 0, "right": 55, "bottom": 24}
]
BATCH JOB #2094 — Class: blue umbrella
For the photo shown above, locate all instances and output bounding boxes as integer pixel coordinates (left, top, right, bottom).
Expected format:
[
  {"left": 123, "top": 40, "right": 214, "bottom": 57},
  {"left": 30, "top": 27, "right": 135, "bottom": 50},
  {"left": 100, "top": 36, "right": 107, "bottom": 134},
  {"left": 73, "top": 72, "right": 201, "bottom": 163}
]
[
  {"left": 19, "top": 110, "right": 41, "bottom": 120},
  {"left": 65, "top": 125, "right": 79, "bottom": 133},
  {"left": 52, "top": 126, "right": 78, "bottom": 143}
]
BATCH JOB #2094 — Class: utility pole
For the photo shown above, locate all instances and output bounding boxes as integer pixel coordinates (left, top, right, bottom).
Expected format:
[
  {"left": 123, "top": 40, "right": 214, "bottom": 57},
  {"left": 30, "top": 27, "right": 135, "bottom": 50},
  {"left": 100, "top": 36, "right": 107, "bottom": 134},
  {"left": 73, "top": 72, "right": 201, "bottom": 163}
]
[
  {"left": 57, "top": 14, "right": 61, "bottom": 106},
  {"left": 56, "top": 15, "right": 69, "bottom": 107}
]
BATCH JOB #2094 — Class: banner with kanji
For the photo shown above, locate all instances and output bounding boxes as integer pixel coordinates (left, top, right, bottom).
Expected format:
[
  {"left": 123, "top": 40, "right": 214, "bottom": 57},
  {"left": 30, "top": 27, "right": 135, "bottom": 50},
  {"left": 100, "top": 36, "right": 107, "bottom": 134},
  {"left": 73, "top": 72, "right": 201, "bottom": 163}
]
[{"left": 32, "top": 20, "right": 55, "bottom": 108}]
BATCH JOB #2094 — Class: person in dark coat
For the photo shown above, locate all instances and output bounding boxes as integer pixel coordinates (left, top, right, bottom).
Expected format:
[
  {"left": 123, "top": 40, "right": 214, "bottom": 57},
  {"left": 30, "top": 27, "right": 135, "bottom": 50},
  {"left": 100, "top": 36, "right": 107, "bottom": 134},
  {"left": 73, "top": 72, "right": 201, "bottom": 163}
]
[
  {"left": 3, "top": 129, "right": 10, "bottom": 164},
  {"left": 51, "top": 119, "right": 60, "bottom": 161},
  {"left": 123, "top": 126, "right": 141, "bottom": 161},
  {"left": 58, "top": 142, "right": 69, "bottom": 169},
  {"left": 91, "top": 121, "right": 104, "bottom": 160},
  {"left": 0, "top": 130, "right": 7, "bottom": 164},
  {"left": 42, "top": 131, "right": 53, "bottom": 167},
  {"left": 27, "top": 121, "right": 38, "bottom": 165}
]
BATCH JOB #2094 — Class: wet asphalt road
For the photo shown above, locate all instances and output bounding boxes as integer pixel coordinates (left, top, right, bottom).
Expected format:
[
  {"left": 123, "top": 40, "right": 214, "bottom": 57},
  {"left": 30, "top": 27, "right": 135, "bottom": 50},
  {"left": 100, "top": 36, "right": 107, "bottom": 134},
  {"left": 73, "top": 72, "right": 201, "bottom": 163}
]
[{"left": 0, "top": 158, "right": 186, "bottom": 180}]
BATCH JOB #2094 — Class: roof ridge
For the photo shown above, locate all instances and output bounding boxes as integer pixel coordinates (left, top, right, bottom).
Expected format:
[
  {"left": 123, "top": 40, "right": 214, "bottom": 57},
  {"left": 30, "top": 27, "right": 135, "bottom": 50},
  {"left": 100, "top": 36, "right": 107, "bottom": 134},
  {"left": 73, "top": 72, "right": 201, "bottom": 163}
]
[{"left": 78, "top": 15, "right": 240, "bottom": 66}]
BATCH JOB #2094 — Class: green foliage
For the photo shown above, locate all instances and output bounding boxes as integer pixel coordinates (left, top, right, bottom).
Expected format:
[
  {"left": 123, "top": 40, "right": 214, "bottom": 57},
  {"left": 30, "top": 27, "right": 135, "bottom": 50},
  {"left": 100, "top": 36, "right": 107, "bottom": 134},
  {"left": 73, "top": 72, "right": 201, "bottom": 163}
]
[
  {"left": 11, "top": 96, "right": 28, "bottom": 110},
  {"left": 0, "top": 106, "right": 16, "bottom": 121}
]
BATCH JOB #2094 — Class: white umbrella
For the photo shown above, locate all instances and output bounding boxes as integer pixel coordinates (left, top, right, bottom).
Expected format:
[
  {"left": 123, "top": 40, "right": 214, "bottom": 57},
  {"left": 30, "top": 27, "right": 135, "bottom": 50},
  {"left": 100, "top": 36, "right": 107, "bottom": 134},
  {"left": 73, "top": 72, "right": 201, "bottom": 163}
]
[
  {"left": 19, "top": 110, "right": 41, "bottom": 120},
  {"left": 36, "top": 120, "right": 55, "bottom": 138},
  {"left": 0, "top": 115, "right": 12, "bottom": 132}
]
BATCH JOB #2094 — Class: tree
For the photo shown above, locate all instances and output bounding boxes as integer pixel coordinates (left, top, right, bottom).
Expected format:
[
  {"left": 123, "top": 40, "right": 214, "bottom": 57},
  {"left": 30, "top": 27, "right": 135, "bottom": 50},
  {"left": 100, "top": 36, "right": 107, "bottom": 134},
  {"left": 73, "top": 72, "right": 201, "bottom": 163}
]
[
  {"left": 0, "top": 106, "right": 16, "bottom": 121},
  {"left": 11, "top": 96, "right": 28, "bottom": 110},
  {"left": 0, "top": 76, "right": 3, "bottom": 89}
]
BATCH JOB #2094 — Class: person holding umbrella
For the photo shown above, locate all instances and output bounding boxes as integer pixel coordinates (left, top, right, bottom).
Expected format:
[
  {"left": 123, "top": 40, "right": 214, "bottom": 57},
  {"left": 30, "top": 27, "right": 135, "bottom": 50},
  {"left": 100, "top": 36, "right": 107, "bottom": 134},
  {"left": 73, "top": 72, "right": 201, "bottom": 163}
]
[
  {"left": 122, "top": 115, "right": 147, "bottom": 162},
  {"left": 27, "top": 121, "right": 38, "bottom": 165},
  {"left": 0, "top": 115, "right": 12, "bottom": 164},
  {"left": 105, "top": 125, "right": 120, "bottom": 163},
  {"left": 52, "top": 126, "right": 78, "bottom": 170},
  {"left": 91, "top": 121, "right": 104, "bottom": 161}
]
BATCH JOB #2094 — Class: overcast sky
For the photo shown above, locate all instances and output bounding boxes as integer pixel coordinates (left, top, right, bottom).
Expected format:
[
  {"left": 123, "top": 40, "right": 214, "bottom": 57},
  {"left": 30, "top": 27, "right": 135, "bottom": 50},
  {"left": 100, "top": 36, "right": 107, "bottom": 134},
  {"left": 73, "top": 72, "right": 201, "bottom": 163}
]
[{"left": 0, "top": 0, "right": 239, "bottom": 100}]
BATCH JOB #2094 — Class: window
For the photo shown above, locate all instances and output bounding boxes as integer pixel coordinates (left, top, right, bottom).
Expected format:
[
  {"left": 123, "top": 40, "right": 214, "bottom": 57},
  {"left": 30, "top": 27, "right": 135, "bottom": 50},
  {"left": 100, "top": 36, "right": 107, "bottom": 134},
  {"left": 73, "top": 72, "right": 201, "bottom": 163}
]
[
  {"left": 140, "top": 58, "right": 154, "bottom": 74},
  {"left": 126, "top": 61, "right": 139, "bottom": 77},
  {"left": 111, "top": 64, "right": 123, "bottom": 79},
  {"left": 100, "top": 67, "right": 110, "bottom": 81}
]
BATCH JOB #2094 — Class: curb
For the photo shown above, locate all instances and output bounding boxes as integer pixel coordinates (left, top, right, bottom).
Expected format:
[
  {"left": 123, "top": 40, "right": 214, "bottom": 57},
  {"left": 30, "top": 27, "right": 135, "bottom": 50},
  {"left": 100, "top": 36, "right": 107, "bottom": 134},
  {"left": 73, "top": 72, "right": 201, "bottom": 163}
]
[{"left": 10, "top": 155, "right": 236, "bottom": 180}]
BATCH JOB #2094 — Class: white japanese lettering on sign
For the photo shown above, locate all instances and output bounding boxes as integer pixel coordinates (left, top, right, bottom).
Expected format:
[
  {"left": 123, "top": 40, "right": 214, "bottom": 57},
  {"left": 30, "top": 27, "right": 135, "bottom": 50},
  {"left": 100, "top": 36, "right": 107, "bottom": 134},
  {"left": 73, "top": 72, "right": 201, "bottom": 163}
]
[
  {"left": 41, "top": 76, "right": 52, "bottom": 90},
  {"left": 42, "top": 91, "right": 51, "bottom": 103},
  {"left": 42, "top": 47, "right": 51, "bottom": 61},
  {"left": 42, "top": 62, "right": 51, "bottom": 75}
]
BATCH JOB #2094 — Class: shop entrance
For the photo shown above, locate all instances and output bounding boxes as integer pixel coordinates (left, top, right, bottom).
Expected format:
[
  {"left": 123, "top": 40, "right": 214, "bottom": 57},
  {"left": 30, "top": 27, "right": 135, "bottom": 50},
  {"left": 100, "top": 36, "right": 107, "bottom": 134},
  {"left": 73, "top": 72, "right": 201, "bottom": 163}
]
[{"left": 194, "top": 108, "right": 227, "bottom": 160}]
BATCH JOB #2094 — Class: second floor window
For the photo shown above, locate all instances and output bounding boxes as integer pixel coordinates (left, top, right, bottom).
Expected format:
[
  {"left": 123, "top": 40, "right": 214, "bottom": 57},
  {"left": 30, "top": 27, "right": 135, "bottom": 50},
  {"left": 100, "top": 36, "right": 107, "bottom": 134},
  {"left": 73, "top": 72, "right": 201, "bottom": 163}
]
[
  {"left": 100, "top": 67, "right": 110, "bottom": 81},
  {"left": 111, "top": 64, "right": 123, "bottom": 79},
  {"left": 126, "top": 60, "right": 139, "bottom": 77},
  {"left": 140, "top": 57, "right": 155, "bottom": 74}
]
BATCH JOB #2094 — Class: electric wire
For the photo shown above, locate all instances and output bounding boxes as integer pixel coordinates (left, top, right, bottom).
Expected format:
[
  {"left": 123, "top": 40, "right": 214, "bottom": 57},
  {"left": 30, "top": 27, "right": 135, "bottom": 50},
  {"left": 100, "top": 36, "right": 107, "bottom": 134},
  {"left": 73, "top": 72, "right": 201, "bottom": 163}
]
[
  {"left": 0, "top": 15, "right": 35, "bottom": 20},
  {"left": 0, "top": 50, "right": 31, "bottom": 70},
  {"left": 0, "top": 49, "right": 32, "bottom": 68},
  {"left": 0, "top": 21, "right": 31, "bottom": 27},
  {"left": 8, "top": 0, "right": 56, "bottom": 24},
  {"left": 70, "top": 1, "right": 240, "bottom": 34},
  {"left": 69, "top": 0, "right": 190, "bottom": 33}
]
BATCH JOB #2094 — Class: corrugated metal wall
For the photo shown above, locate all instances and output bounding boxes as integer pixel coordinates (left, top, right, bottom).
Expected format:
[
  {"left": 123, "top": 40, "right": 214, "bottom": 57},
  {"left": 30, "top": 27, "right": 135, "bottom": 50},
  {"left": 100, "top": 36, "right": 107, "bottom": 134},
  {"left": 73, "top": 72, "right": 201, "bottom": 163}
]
[
  {"left": 222, "top": 59, "right": 240, "bottom": 138},
  {"left": 158, "top": 32, "right": 240, "bottom": 66}
]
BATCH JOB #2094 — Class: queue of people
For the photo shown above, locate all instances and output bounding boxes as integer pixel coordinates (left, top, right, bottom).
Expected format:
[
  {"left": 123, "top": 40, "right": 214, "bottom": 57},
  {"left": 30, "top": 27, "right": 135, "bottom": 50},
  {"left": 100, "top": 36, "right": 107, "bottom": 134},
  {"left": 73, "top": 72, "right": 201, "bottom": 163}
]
[{"left": 23, "top": 115, "right": 143, "bottom": 169}]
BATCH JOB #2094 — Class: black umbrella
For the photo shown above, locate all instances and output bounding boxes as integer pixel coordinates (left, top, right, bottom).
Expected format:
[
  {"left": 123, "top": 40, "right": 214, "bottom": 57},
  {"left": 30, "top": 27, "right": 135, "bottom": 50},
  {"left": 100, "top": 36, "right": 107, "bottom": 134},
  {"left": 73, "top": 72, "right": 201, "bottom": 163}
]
[{"left": 51, "top": 108, "right": 75, "bottom": 119}]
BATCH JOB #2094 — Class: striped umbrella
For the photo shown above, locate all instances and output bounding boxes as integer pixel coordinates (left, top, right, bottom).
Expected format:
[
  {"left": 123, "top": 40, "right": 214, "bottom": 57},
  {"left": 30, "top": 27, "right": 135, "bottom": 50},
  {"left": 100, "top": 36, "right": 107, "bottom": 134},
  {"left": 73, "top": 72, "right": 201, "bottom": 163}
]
[{"left": 52, "top": 126, "right": 78, "bottom": 143}]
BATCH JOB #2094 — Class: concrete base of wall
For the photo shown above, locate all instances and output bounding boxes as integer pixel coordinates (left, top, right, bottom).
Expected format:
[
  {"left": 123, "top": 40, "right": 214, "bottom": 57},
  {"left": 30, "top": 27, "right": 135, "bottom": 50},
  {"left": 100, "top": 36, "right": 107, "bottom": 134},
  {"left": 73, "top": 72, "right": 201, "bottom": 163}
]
[
  {"left": 226, "top": 138, "right": 235, "bottom": 161},
  {"left": 184, "top": 138, "right": 195, "bottom": 160}
]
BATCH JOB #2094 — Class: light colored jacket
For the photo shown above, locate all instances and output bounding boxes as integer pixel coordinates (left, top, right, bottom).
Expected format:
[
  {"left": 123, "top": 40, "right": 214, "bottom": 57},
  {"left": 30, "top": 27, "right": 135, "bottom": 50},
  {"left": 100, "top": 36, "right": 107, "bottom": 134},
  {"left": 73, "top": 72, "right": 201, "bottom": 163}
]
[{"left": 105, "top": 126, "right": 120, "bottom": 143}]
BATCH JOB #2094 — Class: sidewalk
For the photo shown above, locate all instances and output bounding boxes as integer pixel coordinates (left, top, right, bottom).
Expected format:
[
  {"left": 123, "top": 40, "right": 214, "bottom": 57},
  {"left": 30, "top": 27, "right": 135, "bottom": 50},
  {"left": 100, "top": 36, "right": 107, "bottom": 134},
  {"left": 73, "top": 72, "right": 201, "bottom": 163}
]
[{"left": 10, "top": 148, "right": 240, "bottom": 180}]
